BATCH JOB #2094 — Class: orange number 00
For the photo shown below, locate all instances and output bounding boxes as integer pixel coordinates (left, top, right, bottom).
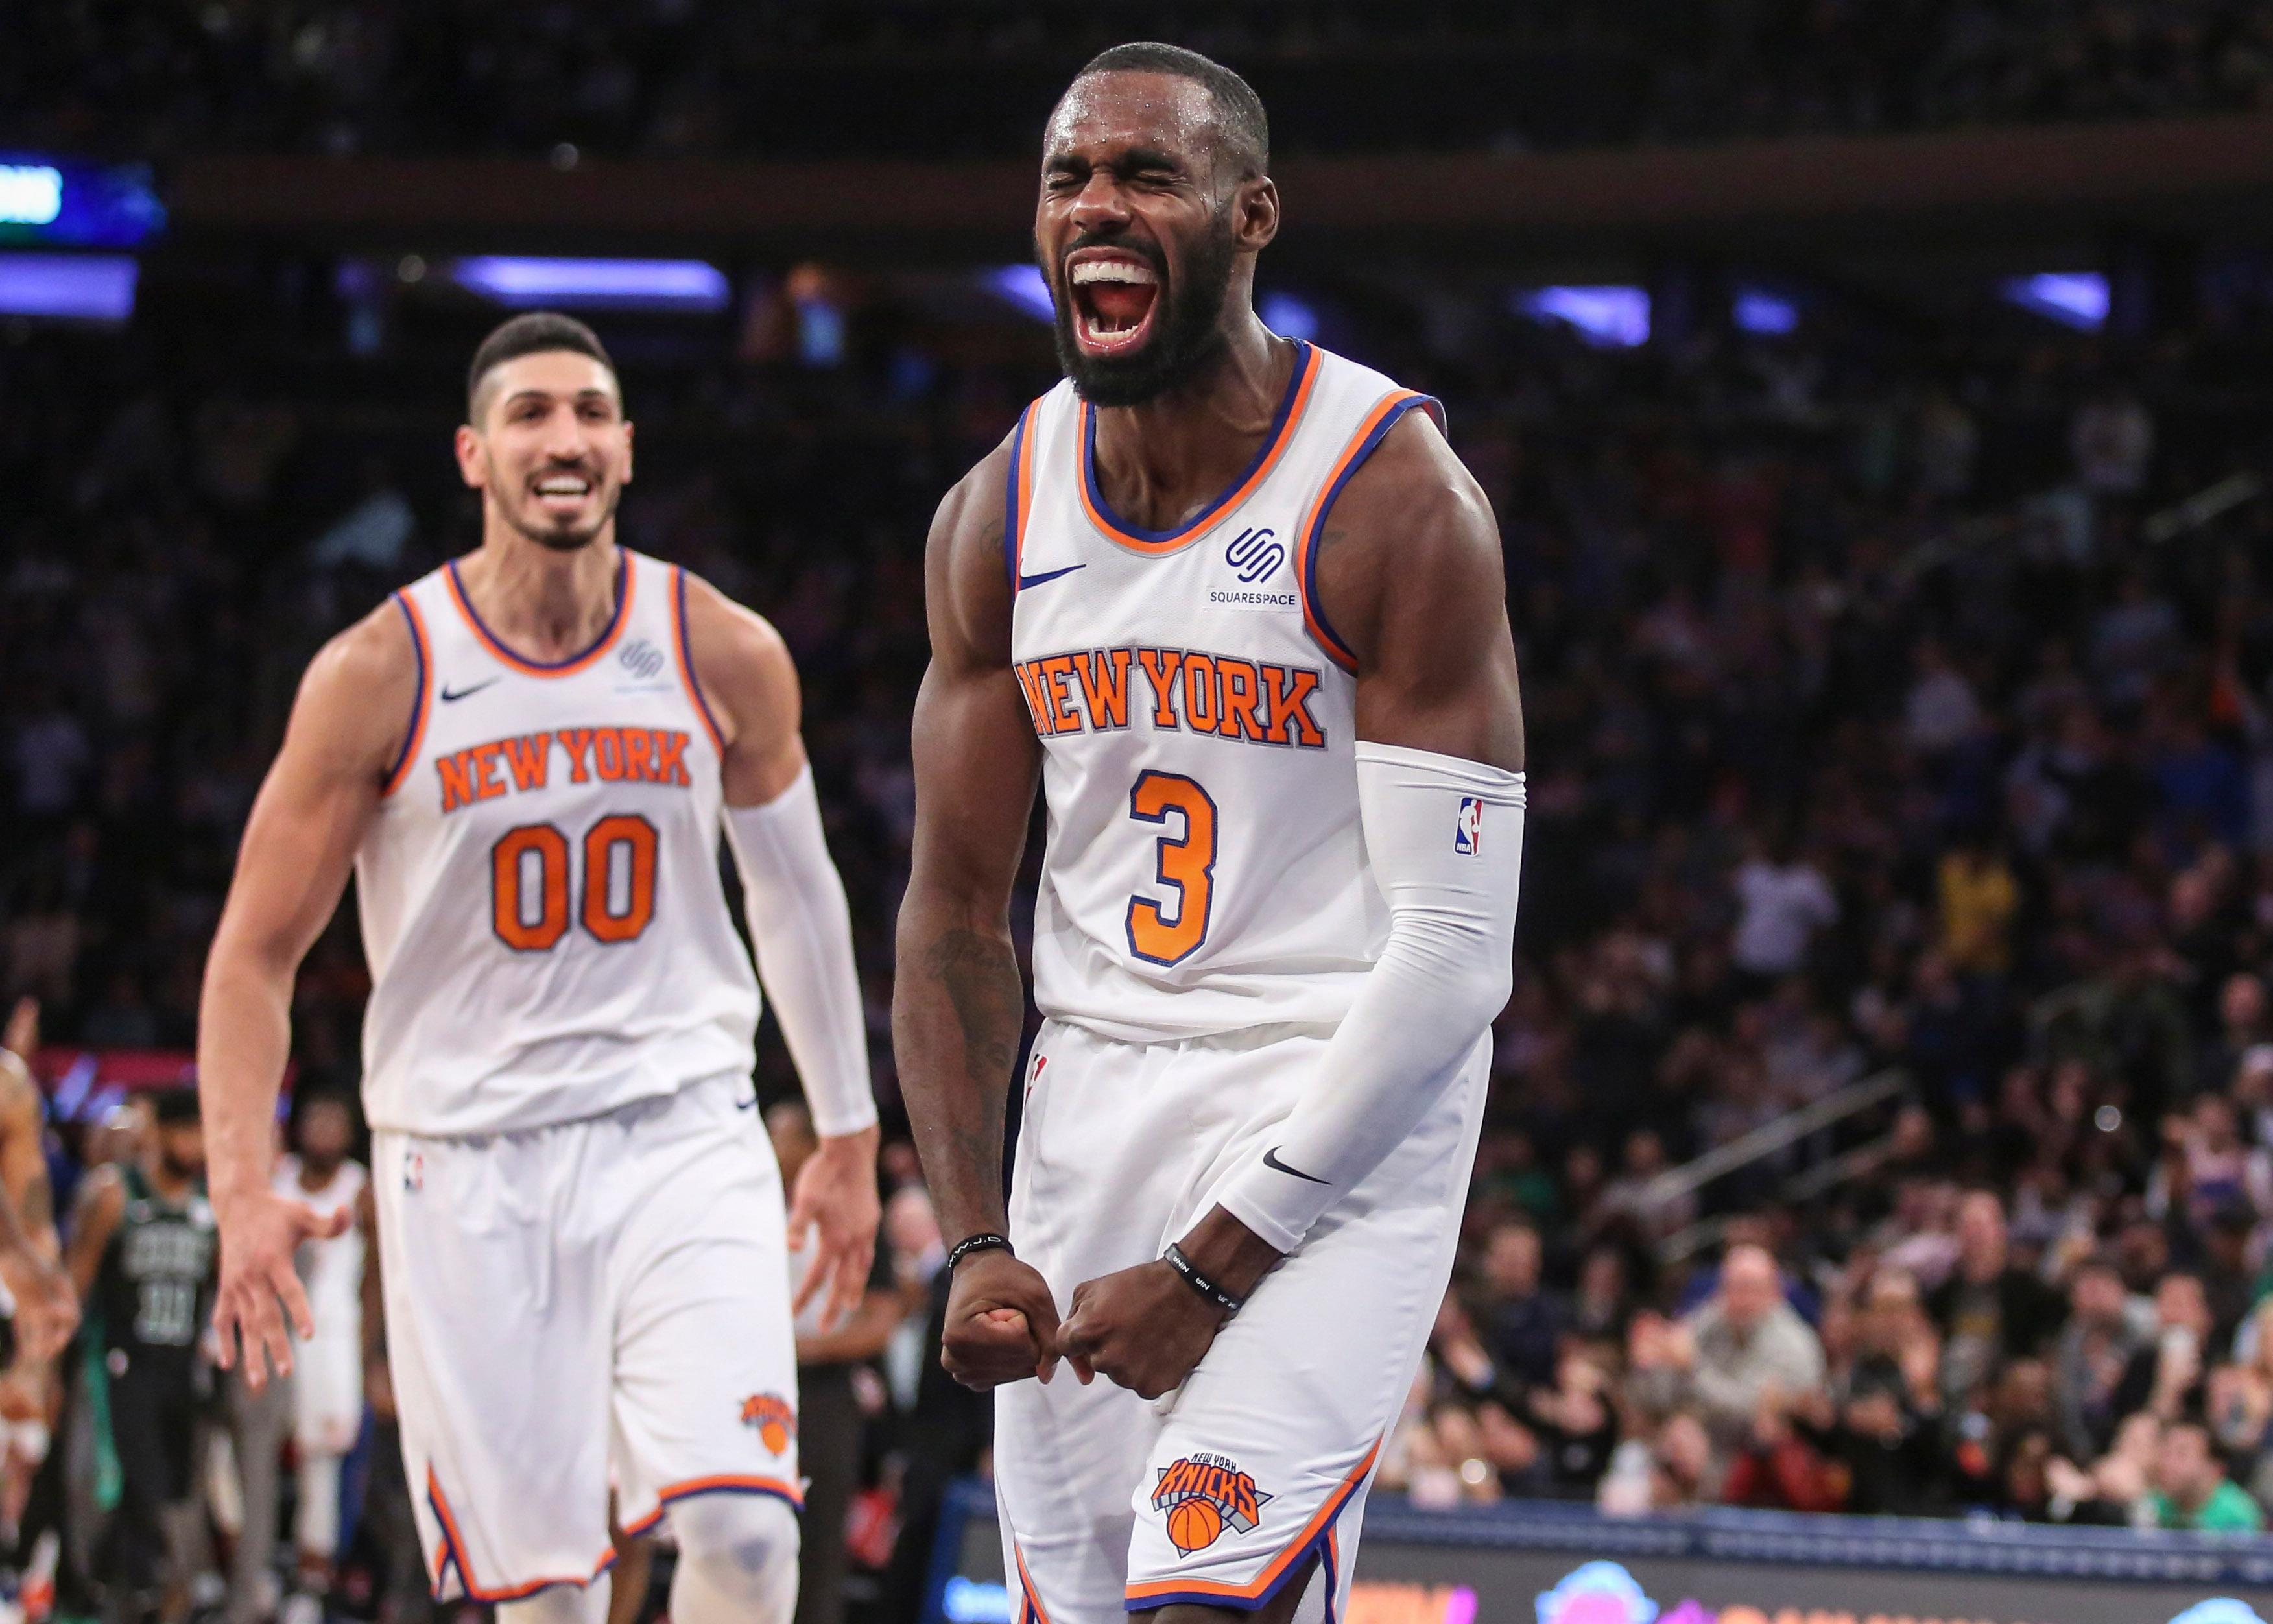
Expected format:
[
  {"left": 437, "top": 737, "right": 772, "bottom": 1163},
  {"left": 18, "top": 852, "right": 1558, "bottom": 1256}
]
[
  {"left": 492, "top": 814, "right": 658, "bottom": 952},
  {"left": 1125, "top": 770, "right": 1217, "bottom": 967}
]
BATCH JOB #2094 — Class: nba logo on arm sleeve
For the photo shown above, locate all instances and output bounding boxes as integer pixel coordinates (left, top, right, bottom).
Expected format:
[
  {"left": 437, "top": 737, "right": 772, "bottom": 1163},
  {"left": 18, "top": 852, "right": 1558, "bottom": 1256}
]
[{"left": 1454, "top": 796, "right": 1483, "bottom": 855}]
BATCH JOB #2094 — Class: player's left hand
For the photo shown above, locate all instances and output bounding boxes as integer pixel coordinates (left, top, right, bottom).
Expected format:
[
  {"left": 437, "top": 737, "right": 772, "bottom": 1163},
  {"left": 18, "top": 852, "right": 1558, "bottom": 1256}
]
[
  {"left": 1056, "top": 1261, "right": 1226, "bottom": 1400},
  {"left": 786, "top": 1123, "right": 882, "bottom": 1331}
]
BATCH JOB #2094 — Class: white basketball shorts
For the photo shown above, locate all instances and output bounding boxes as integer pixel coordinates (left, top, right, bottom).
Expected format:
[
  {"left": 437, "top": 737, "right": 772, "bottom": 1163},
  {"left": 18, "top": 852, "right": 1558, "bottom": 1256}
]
[
  {"left": 995, "top": 1018, "right": 1488, "bottom": 1624},
  {"left": 372, "top": 1073, "right": 801, "bottom": 1604}
]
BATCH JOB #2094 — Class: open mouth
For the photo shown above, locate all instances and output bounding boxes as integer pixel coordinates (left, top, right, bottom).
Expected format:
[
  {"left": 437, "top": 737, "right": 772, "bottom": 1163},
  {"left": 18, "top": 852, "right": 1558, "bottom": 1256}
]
[
  {"left": 531, "top": 470, "right": 596, "bottom": 514},
  {"left": 1067, "top": 250, "right": 1161, "bottom": 357}
]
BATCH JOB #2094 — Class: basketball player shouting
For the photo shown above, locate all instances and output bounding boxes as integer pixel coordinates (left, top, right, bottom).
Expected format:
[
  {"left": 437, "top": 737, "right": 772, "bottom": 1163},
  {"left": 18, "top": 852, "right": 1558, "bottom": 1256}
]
[
  {"left": 198, "top": 313, "right": 879, "bottom": 1624},
  {"left": 897, "top": 42, "right": 1526, "bottom": 1624}
]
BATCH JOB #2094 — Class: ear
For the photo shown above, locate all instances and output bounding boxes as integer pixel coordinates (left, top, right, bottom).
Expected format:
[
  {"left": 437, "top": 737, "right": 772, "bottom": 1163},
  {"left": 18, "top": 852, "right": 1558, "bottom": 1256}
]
[
  {"left": 1233, "top": 175, "right": 1279, "bottom": 254},
  {"left": 621, "top": 418, "right": 634, "bottom": 487},
  {"left": 453, "top": 424, "right": 487, "bottom": 491}
]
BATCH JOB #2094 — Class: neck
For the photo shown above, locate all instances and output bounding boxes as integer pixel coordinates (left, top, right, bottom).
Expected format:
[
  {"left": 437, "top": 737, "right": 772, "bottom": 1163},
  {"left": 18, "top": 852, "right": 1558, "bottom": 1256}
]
[
  {"left": 460, "top": 524, "right": 622, "bottom": 662},
  {"left": 148, "top": 1163, "right": 193, "bottom": 1200},
  {"left": 299, "top": 1159, "right": 339, "bottom": 1189},
  {"left": 1088, "top": 309, "right": 1289, "bottom": 533}
]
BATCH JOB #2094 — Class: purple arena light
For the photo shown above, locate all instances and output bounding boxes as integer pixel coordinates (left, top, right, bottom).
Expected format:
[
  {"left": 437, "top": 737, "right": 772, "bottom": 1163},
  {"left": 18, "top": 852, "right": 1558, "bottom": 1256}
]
[
  {"left": 983, "top": 264, "right": 1056, "bottom": 322},
  {"left": 1516, "top": 285, "right": 1650, "bottom": 348},
  {"left": 0, "top": 252, "right": 137, "bottom": 320},
  {"left": 447, "top": 256, "right": 732, "bottom": 311},
  {"left": 2002, "top": 272, "right": 2108, "bottom": 331}
]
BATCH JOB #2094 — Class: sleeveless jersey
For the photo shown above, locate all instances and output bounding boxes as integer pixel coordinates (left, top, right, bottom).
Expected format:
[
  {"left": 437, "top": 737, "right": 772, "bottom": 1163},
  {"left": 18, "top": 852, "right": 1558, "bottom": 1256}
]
[
  {"left": 1006, "top": 341, "right": 1442, "bottom": 1042},
  {"left": 355, "top": 549, "right": 759, "bottom": 1136},
  {"left": 94, "top": 1165, "right": 216, "bottom": 1371}
]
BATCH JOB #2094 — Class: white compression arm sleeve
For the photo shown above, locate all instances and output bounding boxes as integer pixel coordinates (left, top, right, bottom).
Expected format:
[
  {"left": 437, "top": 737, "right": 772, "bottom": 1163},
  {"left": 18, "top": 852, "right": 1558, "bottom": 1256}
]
[
  {"left": 1214, "top": 741, "right": 1524, "bottom": 1254},
  {"left": 722, "top": 764, "right": 878, "bottom": 1138}
]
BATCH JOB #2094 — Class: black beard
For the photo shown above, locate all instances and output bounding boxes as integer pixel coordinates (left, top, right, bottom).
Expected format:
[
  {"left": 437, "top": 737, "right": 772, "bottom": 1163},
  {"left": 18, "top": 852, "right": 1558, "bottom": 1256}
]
[
  {"left": 508, "top": 488, "right": 618, "bottom": 552},
  {"left": 1051, "top": 217, "right": 1238, "bottom": 407}
]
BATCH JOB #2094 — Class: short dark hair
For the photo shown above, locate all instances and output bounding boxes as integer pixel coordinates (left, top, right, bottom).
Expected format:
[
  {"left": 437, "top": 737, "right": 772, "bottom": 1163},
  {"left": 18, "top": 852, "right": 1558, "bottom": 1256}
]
[
  {"left": 466, "top": 311, "right": 617, "bottom": 422},
  {"left": 150, "top": 1086, "right": 200, "bottom": 1127},
  {"left": 1072, "top": 42, "right": 1269, "bottom": 178}
]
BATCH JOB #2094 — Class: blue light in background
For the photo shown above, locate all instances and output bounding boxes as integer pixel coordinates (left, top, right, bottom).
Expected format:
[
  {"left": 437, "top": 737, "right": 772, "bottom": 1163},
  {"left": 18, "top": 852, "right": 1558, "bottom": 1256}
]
[
  {"left": 1732, "top": 286, "right": 1800, "bottom": 335},
  {"left": 984, "top": 264, "right": 1056, "bottom": 322},
  {"left": 941, "top": 1579, "right": 1014, "bottom": 1624},
  {"left": 1259, "top": 291, "right": 1320, "bottom": 342},
  {"left": 796, "top": 294, "right": 846, "bottom": 366},
  {"left": 0, "top": 165, "right": 62, "bottom": 226},
  {"left": 448, "top": 256, "right": 732, "bottom": 312},
  {"left": 0, "top": 156, "right": 164, "bottom": 248},
  {"left": 0, "top": 252, "right": 138, "bottom": 320},
  {"left": 2001, "top": 272, "right": 2108, "bottom": 331},
  {"left": 1516, "top": 285, "right": 1650, "bottom": 348}
]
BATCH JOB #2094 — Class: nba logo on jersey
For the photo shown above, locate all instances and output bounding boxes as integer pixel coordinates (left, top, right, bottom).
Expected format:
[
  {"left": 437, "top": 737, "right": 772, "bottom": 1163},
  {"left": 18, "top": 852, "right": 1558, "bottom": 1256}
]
[{"left": 1455, "top": 796, "right": 1484, "bottom": 855}]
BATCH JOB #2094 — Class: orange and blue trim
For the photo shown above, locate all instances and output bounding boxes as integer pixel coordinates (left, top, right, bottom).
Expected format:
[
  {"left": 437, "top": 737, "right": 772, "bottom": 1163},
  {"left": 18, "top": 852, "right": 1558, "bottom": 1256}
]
[
  {"left": 425, "top": 1468, "right": 617, "bottom": 1603},
  {"left": 1124, "top": 1439, "right": 1379, "bottom": 1613},
  {"left": 1292, "top": 390, "right": 1446, "bottom": 673},
  {"left": 442, "top": 550, "right": 634, "bottom": 676},
  {"left": 1013, "top": 1540, "right": 1053, "bottom": 1624},
  {"left": 618, "top": 1472, "right": 805, "bottom": 1538},
  {"left": 1078, "top": 342, "right": 1320, "bottom": 555},
  {"left": 670, "top": 565, "right": 728, "bottom": 755},
  {"left": 1003, "top": 400, "right": 1044, "bottom": 591},
  {"left": 382, "top": 589, "right": 433, "bottom": 798}
]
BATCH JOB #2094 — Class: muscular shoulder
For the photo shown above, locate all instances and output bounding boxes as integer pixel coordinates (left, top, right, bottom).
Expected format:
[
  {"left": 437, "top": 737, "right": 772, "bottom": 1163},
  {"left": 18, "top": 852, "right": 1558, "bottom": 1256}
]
[
  {"left": 924, "top": 431, "right": 1019, "bottom": 663},
  {"left": 294, "top": 596, "right": 421, "bottom": 783},
  {"left": 1311, "top": 410, "right": 1524, "bottom": 768},
  {"left": 75, "top": 1163, "right": 125, "bottom": 1229},
  {"left": 680, "top": 571, "right": 797, "bottom": 743}
]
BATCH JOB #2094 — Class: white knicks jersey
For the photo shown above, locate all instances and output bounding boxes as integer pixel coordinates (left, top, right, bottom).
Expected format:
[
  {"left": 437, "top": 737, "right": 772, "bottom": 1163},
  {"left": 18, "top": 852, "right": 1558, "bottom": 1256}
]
[
  {"left": 1006, "top": 340, "right": 1443, "bottom": 1043},
  {"left": 355, "top": 549, "right": 759, "bottom": 1136}
]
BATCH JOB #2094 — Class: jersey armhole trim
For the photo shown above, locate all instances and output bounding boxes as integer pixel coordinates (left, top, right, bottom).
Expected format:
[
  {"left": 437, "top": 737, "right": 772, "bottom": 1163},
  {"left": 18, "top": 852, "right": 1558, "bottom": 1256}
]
[
  {"left": 381, "top": 590, "right": 432, "bottom": 798},
  {"left": 1292, "top": 392, "right": 1447, "bottom": 675},
  {"left": 671, "top": 566, "right": 730, "bottom": 757},
  {"left": 1004, "top": 398, "right": 1042, "bottom": 592}
]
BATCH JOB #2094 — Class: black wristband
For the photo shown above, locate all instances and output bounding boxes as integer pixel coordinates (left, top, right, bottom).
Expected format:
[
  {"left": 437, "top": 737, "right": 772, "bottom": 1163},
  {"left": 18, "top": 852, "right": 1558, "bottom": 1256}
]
[
  {"left": 1162, "top": 1242, "right": 1244, "bottom": 1317},
  {"left": 946, "top": 1232, "right": 1013, "bottom": 1272}
]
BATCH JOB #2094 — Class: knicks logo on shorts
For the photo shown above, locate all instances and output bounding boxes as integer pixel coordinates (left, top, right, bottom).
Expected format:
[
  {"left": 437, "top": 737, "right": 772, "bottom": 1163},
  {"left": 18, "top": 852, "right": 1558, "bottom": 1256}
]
[
  {"left": 740, "top": 1393, "right": 796, "bottom": 1455},
  {"left": 1152, "top": 1454, "right": 1272, "bottom": 1557}
]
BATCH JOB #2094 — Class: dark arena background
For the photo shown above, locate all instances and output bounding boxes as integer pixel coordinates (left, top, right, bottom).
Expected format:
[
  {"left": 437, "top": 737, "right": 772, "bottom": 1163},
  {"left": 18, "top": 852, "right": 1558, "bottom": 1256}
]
[{"left": 10, "top": 6, "right": 2273, "bottom": 1624}]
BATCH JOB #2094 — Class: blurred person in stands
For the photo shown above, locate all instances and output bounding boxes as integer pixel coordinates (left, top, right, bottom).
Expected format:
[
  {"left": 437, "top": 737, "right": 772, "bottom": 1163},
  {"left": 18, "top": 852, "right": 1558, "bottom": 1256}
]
[
  {"left": 1729, "top": 830, "right": 1837, "bottom": 987},
  {"left": 0, "top": 1000, "right": 78, "bottom": 1363},
  {"left": 1475, "top": 1219, "right": 1562, "bottom": 1393},
  {"left": 65, "top": 1088, "right": 217, "bottom": 1624},
  {"left": 275, "top": 1093, "right": 366, "bottom": 1624},
  {"left": 1630, "top": 1243, "right": 1824, "bottom": 1463},
  {"left": 2208, "top": 1299, "right": 2273, "bottom": 1507},
  {"left": 2148, "top": 1419, "right": 2263, "bottom": 1533},
  {"left": 2113, "top": 1271, "right": 2217, "bottom": 1425},
  {"left": 765, "top": 1101, "right": 899, "bottom": 1624},
  {"left": 1925, "top": 1189, "right": 2064, "bottom": 1405},
  {"left": 2054, "top": 1254, "right": 2154, "bottom": 1462}
]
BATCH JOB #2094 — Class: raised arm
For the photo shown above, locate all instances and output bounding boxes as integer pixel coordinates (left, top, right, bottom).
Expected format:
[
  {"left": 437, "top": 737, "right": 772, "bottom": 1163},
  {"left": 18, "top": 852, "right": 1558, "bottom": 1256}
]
[
  {"left": 198, "top": 603, "right": 412, "bottom": 1387},
  {"left": 1058, "top": 408, "right": 1526, "bottom": 1398},
  {"left": 682, "top": 574, "right": 881, "bottom": 1330},
  {"left": 0, "top": 1001, "right": 75, "bottom": 1361},
  {"left": 894, "top": 440, "right": 1061, "bottom": 1390}
]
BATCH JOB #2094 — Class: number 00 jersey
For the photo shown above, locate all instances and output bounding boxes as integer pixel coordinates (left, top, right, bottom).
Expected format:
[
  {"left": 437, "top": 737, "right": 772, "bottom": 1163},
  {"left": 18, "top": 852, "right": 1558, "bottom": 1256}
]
[
  {"left": 354, "top": 549, "right": 759, "bottom": 1137},
  {"left": 1006, "top": 341, "right": 1443, "bottom": 1044}
]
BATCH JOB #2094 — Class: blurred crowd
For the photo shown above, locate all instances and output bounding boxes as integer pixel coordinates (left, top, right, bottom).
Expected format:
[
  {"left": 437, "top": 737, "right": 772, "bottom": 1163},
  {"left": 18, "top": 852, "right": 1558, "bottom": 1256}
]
[
  {"left": 12, "top": 243, "right": 2273, "bottom": 1610},
  {"left": 9, "top": 0, "right": 2273, "bottom": 163}
]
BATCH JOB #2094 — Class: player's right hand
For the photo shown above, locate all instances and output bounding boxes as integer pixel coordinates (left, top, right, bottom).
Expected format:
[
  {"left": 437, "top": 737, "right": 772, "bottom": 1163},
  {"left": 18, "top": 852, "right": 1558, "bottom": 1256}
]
[
  {"left": 940, "top": 1248, "right": 1063, "bottom": 1390},
  {"left": 211, "top": 1188, "right": 351, "bottom": 1391}
]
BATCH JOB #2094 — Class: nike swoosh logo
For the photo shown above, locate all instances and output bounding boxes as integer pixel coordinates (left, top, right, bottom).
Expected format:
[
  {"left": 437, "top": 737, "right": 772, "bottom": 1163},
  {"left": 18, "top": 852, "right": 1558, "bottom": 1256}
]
[
  {"left": 439, "top": 677, "right": 502, "bottom": 703},
  {"left": 1262, "top": 1147, "right": 1329, "bottom": 1185},
  {"left": 1016, "top": 563, "right": 1087, "bottom": 591},
  {"left": 735, "top": 1093, "right": 759, "bottom": 1111}
]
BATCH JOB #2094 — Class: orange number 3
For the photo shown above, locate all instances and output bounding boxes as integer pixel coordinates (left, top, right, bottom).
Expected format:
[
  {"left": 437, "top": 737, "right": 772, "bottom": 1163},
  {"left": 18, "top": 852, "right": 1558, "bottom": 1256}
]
[{"left": 1125, "top": 770, "right": 1217, "bottom": 967}]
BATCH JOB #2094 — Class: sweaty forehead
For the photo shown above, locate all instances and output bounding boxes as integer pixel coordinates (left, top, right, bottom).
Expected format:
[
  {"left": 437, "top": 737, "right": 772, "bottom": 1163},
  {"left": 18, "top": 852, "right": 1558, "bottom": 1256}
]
[{"left": 1046, "top": 71, "right": 1219, "bottom": 165}]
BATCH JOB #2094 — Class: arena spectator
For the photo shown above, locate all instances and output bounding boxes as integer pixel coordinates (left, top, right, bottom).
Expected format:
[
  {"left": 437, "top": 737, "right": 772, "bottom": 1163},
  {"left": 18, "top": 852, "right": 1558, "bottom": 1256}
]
[
  {"left": 2149, "top": 1420, "right": 2266, "bottom": 1533},
  {"left": 1634, "top": 1245, "right": 1826, "bottom": 1461}
]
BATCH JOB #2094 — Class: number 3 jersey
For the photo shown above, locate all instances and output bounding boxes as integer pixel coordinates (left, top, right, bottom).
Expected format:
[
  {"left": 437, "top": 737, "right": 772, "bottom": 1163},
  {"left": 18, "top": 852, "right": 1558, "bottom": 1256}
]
[
  {"left": 354, "top": 549, "right": 759, "bottom": 1137},
  {"left": 1007, "top": 341, "right": 1444, "bottom": 1044}
]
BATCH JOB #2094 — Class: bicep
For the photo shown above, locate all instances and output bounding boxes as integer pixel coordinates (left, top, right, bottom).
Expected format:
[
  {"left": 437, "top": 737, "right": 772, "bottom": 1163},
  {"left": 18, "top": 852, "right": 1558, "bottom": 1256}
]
[
  {"left": 906, "top": 655, "right": 1041, "bottom": 913},
  {"left": 1326, "top": 416, "right": 1525, "bottom": 770}
]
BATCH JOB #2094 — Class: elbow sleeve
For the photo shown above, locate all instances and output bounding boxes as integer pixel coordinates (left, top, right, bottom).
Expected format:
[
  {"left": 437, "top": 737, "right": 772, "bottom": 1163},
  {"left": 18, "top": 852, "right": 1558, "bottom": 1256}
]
[
  {"left": 722, "top": 765, "right": 878, "bottom": 1138},
  {"left": 1215, "top": 742, "right": 1524, "bottom": 1252}
]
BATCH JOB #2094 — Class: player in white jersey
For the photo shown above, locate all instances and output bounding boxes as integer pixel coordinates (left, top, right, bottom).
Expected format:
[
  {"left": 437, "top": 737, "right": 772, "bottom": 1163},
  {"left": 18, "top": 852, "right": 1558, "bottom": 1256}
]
[
  {"left": 270, "top": 1093, "right": 364, "bottom": 1623},
  {"left": 896, "top": 43, "right": 1527, "bottom": 1624},
  {"left": 196, "top": 313, "right": 881, "bottom": 1624}
]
